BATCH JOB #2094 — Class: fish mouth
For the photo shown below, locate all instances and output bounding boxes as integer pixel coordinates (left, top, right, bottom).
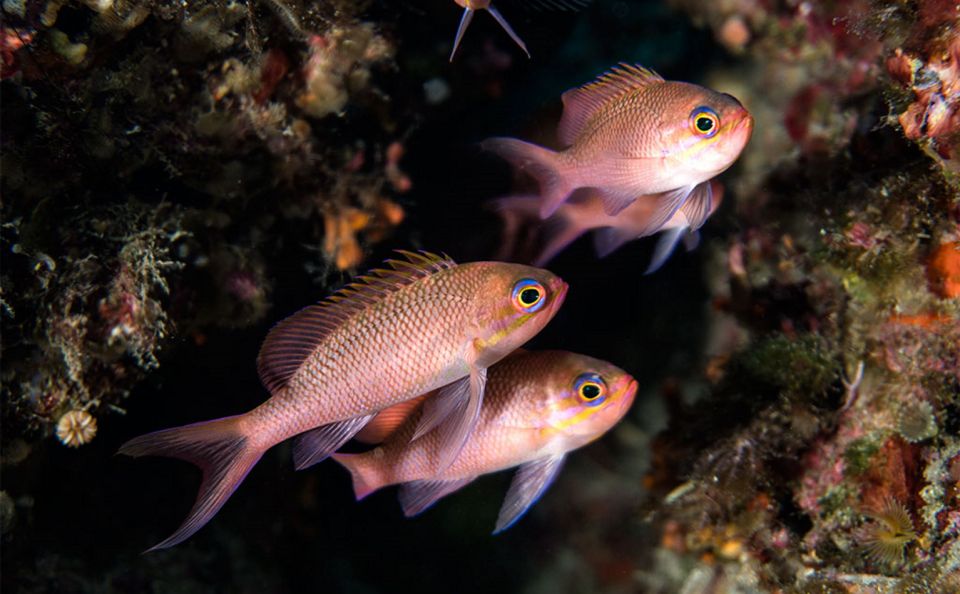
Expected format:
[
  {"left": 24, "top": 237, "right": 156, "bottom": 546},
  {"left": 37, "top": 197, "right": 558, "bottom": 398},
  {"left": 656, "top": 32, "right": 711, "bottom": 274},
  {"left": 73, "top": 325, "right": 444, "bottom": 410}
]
[
  {"left": 734, "top": 111, "right": 755, "bottom": 137},
  {"left": 618, "top": 379, "right": 638, "bottom": 418},
  {"left": 550, "top": 281, "right": 570, "bottom": 312}
]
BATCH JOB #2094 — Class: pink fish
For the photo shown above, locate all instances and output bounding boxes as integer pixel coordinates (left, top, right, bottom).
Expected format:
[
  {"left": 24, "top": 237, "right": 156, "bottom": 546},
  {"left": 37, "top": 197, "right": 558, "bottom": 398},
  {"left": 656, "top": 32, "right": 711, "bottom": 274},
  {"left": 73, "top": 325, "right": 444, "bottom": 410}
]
[
  {"left": 334, "top": 349, "right": 637, "bottom": 532},
  {"left": 493, "top": 180, "right": 725, "bottom": 272},
  {"left": 482, "top": 64, "right": 753, "bottom": 225},
  {"left": 119, "top": 251, "right": 567, "bottom": 550},
  {"left": 448, "top": 0, "right": 589, "bottom": 61}
]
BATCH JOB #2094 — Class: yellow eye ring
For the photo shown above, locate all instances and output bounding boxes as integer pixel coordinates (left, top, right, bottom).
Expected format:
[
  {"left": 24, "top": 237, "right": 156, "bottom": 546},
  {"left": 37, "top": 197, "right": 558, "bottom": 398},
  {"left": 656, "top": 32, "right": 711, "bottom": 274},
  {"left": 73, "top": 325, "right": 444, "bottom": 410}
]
[
  {"left": 511, "top": 279, "right": 546, "bottom": 312},
  {"left": 574, "top": 373, "right": 607, "bottom": 406},
  {"left": 691, "top": 107, "right": 720, "bottom": 138}
]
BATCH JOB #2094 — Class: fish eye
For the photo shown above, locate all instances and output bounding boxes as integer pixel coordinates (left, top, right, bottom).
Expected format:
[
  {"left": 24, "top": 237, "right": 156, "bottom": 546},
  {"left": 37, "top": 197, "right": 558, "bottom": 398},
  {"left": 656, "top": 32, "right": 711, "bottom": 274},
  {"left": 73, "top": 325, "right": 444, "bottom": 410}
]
[
  {"left": 574, "top": 373, "right": 607, "bottom": 406},
  {"left": 511, "top": 279, "right": 546, "bottom": 313},
  {"left": 691, "top": 107, "right": 720, "bottom": 138}
]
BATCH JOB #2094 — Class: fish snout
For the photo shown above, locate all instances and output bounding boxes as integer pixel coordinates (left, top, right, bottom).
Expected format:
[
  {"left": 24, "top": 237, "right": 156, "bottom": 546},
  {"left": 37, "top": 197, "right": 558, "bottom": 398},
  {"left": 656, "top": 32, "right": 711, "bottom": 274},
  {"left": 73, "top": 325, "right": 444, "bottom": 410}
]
[
  {"left": 735, "top": 110, "right": 755, "bottom": 136},
  {"left": 550, "top": 280, "right": 570, "bottom": 312},
  {"left": 617, "top": 378, "right": 638, "bottom": 418}
]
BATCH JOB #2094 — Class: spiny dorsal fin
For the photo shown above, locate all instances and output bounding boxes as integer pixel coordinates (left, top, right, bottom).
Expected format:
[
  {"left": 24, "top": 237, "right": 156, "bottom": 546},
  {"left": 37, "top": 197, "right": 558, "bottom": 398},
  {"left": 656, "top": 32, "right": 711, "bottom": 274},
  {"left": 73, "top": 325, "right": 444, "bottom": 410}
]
[
  {"left": 557, "top": 63, "right": 664, "bottom": 146},
  {"left": 256, "top": 251, "right": 456, "bottom": 394}
]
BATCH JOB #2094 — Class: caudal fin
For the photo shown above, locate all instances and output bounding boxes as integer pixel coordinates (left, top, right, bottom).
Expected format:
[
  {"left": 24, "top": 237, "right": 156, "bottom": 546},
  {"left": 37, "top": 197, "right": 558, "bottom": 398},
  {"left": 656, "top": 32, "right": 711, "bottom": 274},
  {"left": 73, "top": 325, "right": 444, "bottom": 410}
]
[
  {"left": 482, "top": 138, "right": 573, "bottom": 218},
  {"left": 331, "top": 452, "right": 381, "bottom": 500},
  {"left": 118, "top": 415, "right": 263, "bottom": 551}
]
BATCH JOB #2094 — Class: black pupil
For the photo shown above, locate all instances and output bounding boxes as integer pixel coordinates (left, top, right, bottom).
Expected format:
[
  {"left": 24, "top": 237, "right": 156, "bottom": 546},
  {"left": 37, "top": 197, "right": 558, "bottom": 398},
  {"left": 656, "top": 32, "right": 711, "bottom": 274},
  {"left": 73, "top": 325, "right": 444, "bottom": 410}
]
[
  {"left": 581, "top": 384, "right": 601, "bottom": 399},
  {"left": 697, "top": 116, "right": 714, "bottom": 132},
  {"left": 520, "top": 288, "right": 540, "bottom": 305}
]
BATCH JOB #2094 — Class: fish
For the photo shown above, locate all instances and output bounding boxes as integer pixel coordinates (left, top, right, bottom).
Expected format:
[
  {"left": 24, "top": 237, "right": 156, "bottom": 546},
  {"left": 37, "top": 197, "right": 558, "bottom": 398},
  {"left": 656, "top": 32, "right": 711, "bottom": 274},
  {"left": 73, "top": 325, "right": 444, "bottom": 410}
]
[
  {"left": 118, "top": 251, "right": 568, "bottom": 550},
  {"left": 482, "top": 63, "right": 753, "bottom": 224},
  {"left": 448, "top": 0, "right": 590, "bottom": 62},
  {"left": 492, "top": 180, "right": 724, "bottom": 272},
  {"left": 333, "top": 349, "right": 637, "bottom": 533}
]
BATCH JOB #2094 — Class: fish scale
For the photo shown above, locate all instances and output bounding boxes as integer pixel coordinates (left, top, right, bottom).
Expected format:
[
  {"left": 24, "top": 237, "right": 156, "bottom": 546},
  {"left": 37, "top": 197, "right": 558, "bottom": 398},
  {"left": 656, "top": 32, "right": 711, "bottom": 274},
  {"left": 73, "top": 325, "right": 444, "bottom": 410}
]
[{"left": 119, "top": 251, "right": 567, "bottom": 550}]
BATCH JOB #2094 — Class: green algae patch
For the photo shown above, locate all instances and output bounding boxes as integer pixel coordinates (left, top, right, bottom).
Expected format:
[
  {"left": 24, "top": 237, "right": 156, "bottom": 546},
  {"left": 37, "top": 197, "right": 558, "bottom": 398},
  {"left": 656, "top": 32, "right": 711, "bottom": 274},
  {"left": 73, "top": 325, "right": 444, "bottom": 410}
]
[
  {"left": 843, "top": 437, "right": 881, "bottom": 477},
  {"left": 741, "top": 334, "right": 840, "bottom": 400}
]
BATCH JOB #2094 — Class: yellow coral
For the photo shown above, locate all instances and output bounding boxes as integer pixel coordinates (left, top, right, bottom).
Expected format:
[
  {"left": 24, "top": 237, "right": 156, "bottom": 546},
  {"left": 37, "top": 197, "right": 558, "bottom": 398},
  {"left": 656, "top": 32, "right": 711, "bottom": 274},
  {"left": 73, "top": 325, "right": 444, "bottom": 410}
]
[{"left": 55, "top": 409, "right": 97, "bottom": 447}]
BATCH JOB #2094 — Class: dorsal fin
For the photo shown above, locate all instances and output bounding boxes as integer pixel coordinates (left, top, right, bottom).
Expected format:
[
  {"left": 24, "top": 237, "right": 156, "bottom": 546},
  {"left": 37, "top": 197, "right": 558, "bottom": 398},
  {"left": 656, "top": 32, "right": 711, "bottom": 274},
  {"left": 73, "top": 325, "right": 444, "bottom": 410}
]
[
  {"left": 256, "top": 251, "right": 456, "bottom": 394},
  {"left": 557, "top": 63, "right": 664, "bottom": 146}
]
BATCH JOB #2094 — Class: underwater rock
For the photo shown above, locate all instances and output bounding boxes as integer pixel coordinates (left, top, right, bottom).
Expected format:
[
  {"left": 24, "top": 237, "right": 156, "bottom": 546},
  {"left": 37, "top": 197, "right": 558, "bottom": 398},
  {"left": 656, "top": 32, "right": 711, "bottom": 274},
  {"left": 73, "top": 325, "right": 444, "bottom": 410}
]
[{"left": 1, "top": 0, "right": 417, "bottom": 450}]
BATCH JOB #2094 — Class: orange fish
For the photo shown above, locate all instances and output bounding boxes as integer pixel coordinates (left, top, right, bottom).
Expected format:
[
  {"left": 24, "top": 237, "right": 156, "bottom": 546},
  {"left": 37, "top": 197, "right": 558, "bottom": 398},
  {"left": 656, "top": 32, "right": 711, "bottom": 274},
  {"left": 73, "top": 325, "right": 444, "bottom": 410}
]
[
  {"left": 482, "top": 64, "right": 752, "bottom": 224},
  {"left": 493, "top": 181, "right": 725, "bottom": 272},
  {"left": 334, "top": 350, "right": 637, "bottom": 532},
  {"left": 120, "top": 251, "right": 567, "bottom": 550}
]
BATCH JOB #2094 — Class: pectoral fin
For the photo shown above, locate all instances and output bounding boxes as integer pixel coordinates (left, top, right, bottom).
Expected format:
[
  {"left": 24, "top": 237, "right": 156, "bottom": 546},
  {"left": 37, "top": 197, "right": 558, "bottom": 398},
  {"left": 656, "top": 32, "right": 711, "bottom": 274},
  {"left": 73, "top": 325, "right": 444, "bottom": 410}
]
[
  {"left": 292, "top": 414, "right": 375, "bottom": 470},
  {"left": 355, "top": 395, "right": 429, "bottom": 445},
  {"left": 677, "top": 181, "right": 713, "bottom": 230},
  {"left": 593, "top": 186, "right": 641, "bottom": 216},
  {"left": 494, "top": 454, "right": 566, "bottom": 534},
  {"left": 399, "top": 476, "right": 477, "bottom": 517},
  {"left": 413, "top": 365, "right": 487, "bottom": 472}
]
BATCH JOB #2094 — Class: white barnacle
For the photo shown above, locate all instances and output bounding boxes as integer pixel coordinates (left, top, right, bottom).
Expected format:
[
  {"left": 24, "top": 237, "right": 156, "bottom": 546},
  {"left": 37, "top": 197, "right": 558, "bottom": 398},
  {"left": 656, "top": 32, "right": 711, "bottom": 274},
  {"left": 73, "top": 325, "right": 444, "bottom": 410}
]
[{"left": 56, "top": 409, "right": 98, "bottom": 447}]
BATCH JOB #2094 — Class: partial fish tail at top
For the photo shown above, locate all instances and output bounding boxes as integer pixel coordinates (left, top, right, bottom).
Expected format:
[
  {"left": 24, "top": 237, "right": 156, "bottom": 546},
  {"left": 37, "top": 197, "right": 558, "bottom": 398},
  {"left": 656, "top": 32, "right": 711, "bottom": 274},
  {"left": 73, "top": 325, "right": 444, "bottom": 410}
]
[
  {"left": 450, "top": 3, "right": 530, "bottom": 61},
  {"left": 118, "top": 415, "right": 264, "bottom": 552}
]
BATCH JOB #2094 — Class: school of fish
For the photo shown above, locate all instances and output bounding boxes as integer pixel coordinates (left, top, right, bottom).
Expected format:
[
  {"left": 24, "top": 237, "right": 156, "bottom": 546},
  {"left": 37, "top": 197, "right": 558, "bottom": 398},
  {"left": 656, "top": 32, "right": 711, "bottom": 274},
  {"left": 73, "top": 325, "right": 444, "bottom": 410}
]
[
  {"left": 486, "top": 64, "right": 753, "bottom": 269},
  {"left": 120, "top": 56, "right": 752, "bottom": 550}
]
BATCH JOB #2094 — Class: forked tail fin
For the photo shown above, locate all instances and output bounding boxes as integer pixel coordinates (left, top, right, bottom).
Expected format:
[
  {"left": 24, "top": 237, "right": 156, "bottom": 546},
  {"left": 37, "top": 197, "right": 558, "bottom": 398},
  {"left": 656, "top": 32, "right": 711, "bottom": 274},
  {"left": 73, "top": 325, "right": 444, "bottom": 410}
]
[
  {"left": 482, "top": 138, "right": 574, "bottom": 218},
  {"left": 331, "top": 452, "right": 381, "bottom": 500},
  {"left": 118, "top": 415, "right": 263, "bottom": 551}
]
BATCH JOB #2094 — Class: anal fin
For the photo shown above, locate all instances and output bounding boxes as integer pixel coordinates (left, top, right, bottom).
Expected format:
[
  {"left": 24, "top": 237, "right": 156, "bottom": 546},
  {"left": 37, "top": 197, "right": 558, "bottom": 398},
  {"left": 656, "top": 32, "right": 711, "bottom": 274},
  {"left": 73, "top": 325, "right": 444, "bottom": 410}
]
[
  {"left": 593, "top": 226, "right": 637, "bottom": 258},
  {"left": 494, "top": 454, "right": 566, "bottom": 534},
  {"left": 398, "top": 476, "right": 477, "bottom": 517},
  {"left": 292, "top": 414, "right": 374, "bottom": 471},
  {"left": 644, "top": 226, "right": 686, "bottom": 275}
]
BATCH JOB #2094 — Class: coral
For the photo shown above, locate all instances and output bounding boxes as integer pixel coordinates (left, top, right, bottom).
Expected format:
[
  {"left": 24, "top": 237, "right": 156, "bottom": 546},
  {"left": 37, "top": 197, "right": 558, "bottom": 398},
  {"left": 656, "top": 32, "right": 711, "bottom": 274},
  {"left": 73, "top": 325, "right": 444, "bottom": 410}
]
[
  {"left": 897, "top": 400, "right": 938, "bottom": 443},
  {"left": 1, "top": 0, "right": 417, "bottom": 449},
  {"left": 624, "top": 1, "right": 960, "bottom": 590},
  {"left": 295, "top": 25, "right": 394, "bottom": 119},
  {"left": 888, "top": 35, "right": 960, "bottom": 171},
  {"left": 54, "top": 409, "right": 97, "bottom": 447}
]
